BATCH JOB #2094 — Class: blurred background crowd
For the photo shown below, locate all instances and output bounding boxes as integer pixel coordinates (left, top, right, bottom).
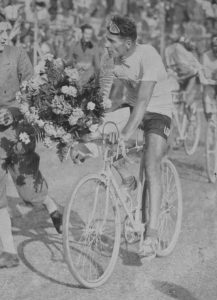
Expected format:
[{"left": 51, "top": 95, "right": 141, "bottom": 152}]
[{"left": 1, "top": 0, "right": 217, "bottom": 64}]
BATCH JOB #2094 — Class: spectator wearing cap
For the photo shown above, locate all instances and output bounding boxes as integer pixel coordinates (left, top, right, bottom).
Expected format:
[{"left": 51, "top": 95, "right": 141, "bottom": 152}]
[{"left": 165, "top": 35, "right": 201, "bottom": 109}]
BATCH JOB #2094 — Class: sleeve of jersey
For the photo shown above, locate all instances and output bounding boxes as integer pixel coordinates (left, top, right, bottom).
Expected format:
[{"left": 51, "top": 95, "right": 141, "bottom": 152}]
[
  {"left": 99, "top": 53, "right": 114, "bottom": 99},
  {"left": 140, "top": 47, "right": 160, "bottom": 82}
]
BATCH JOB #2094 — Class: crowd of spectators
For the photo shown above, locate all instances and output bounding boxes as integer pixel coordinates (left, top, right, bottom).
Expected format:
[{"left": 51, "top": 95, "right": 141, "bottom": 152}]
[{"left": 0, "top": 0, "right": 216, "bottom": 65}]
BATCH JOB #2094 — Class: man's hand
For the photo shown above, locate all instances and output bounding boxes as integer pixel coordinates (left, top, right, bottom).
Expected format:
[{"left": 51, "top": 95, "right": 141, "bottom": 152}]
[{"left": 0, "top": 109, "right": 13, "bottom": 126}]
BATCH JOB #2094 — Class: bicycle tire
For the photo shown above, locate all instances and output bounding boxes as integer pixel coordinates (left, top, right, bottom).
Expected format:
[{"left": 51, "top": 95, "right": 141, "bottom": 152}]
[
  {"left": 206, "top": 120, "right": 217, "bottom": 183},
  {"left": 184, "top": 109, "right": 201, "bottom": 155},
  {"left": 156, "top": 158, "right": 183, "bottom": 257},
  {"left": 63, "top": 174, "right": 121, "bottom": 288}
]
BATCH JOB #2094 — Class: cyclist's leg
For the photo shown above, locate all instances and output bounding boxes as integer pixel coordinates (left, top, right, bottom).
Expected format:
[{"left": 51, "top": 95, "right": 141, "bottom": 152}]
[
  {"left": 144, "top": 134, "right": 168, "bottom": 229},
  {"left": 140, "top": 113, "right": 171, "bottom": 258}
]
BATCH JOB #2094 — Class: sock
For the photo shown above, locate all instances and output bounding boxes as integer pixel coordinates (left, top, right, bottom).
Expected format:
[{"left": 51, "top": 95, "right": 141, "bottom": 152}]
[
  {"left": 43, "top": 195, "right": 57, "bottom": 215},
  {"left": 0, "top": 207, "right": 17, "bottom": 254}
]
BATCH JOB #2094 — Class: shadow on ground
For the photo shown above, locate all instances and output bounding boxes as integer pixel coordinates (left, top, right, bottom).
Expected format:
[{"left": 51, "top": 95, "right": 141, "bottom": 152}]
[
  {"left": 152, "top": 280, "right": 199, "bottom": 300},
  {"left": 8, "top": 197, "right": 82, "bottom": 289}
]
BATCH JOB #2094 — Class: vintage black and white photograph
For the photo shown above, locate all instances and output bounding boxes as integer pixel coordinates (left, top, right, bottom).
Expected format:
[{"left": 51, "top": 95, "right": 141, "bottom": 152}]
[{"left": 0, "top": 0, "right": 217, "bottom": 299}]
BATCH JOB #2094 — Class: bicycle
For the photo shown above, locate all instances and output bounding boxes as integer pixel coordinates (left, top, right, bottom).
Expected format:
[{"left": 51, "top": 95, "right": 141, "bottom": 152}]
[
  {"left": 62, "top": 122, "right": 183, "bottom": 288},
  {"left": 171, "top": 91, "right": 201, "bottom": 155}
]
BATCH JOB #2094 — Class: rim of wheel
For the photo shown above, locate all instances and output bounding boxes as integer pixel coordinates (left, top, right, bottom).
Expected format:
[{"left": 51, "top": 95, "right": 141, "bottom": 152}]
[
  {"left": 157, "top": 159, "right": 182, "bottom": 256},
  {"left": 63, "top": 175, "right": 121, "bottom": 288},
  {"left": 184, "top": 111, "right": 200, "bottom": 155}
]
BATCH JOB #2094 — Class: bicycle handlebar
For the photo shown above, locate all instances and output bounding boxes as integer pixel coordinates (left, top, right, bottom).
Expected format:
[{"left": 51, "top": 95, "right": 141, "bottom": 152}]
[{"left": 102, "top": 121, "right": 135, "bottom": 164}]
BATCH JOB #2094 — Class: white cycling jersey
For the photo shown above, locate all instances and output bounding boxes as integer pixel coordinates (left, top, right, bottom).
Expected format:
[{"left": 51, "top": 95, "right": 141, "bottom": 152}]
[{"left": 100, "top": 44, "right": 173, "bottom": 118}]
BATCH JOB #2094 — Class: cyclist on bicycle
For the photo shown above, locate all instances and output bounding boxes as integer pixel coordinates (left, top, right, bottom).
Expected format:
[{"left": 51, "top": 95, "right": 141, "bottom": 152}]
[
  {"left": 165, "top": 35, "right": 202, "bottom": 116},
  {"left": 202, "top": 34, "right": 217, "bottom": 122},
  {"left": 99, "top": 15, "right": 173, "bottom": 258}
]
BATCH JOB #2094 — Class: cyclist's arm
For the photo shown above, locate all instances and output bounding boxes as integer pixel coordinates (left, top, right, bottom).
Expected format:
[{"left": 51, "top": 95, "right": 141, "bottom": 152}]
[
  {"left": 99, "top": 52, "right": 114, "bottom": 101},
  {"left": 121, "top": 81, "right": 156, "bottom": 140}
]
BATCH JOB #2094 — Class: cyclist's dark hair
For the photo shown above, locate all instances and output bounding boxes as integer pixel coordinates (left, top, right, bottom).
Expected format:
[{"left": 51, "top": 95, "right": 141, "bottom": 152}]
[
  {"left": 80, "top": 24, "right": 93, "bottom": 33},
  {"left": 111, "top": 15, "right": 137, "bottom": 42}
]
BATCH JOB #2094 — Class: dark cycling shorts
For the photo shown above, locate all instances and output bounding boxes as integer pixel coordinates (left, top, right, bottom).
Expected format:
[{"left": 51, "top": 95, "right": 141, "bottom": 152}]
[
  {"left": 141, "top": 112, "right": 171, "bottom": 141},
  {"left": 121, "top": 103, "right": 171, "bottom": 141}
]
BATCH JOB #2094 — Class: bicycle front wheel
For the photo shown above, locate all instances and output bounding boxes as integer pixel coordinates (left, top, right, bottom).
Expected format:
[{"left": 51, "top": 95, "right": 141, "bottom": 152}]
[
  {"left": 184, "top": 109, "right": 201, "bottom": 155},
  {"left": 206, "top": 120, "right": 217, "bottom": 183},
  {"left": 63, "top": 174, "right": 121, "bottom": 288},
  {"left": 157, "top": 158, "right": 183, "bottom": 257}
]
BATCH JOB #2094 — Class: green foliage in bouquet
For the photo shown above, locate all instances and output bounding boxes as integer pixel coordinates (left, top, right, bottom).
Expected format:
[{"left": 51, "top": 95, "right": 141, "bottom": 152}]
[{"left": 16, "top": 54, "right": 111, "bottom": 161}]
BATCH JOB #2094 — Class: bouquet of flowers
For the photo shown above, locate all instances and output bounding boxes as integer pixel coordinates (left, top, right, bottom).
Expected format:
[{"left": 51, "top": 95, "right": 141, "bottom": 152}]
[{"left": 16, "top": 54, "right": 112, "bottom": 161}]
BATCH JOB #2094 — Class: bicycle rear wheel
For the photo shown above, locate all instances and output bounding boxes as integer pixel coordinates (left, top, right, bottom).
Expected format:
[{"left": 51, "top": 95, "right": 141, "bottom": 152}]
[
  {"left": 206, "top": 120, "right": 217, "bottom": 183},
  {"left": 184, "top": 109, "right": 201, "bottom": 155},
  {"left": 63, "top": 174, "right": 121, "bottom": 288},
  {"left": 157, "top": 158, "right": 183, "bottom": 256}
]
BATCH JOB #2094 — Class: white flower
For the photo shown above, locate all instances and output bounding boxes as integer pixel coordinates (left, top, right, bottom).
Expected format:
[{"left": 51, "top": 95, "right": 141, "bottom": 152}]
[
  {"left": 61, "top": 86, "right": 77, "bottom": 97},
  {"left": 68, "top": 86, "right": 77, "bottom": 97},
  {"left": 19, "top": 132, "right": 31, "bottom": 144},
  {"left": 68, "top": 114, "right": 79, "bottom": 126},
  {"left": 35, "top": 119, "right": 45, "bottom": 127},
  {"left": 89, "top": 124, "right": 99, "bottom": 133},
  {"left": 62, "top": 133, "right": 72, "bottom": 144},
  {"left": 87, "top": 102, "right": 95, "bottom": 110},
  {"left": 72, "top": 108, "right": 84, "bottom": 118},
  {"left": 102, "top": 98, "right": 112, "bottom": 109},
  {"left": 53, "top": 58, "right": 63, "bottom": 69},
  {"left": 61, "top": 86, "right": 69, "bottom": 94},
  {"left": 56, "top": 126, "right": 66, "bottom": 137},
  {"left": 44, "top": 123, "right": 56, "bottom": 136},
  {"left": 29, "top": 106, "right": 39, "bottom": 115},
  {"left": 19, "top": 103, "right": 30, "bottom": 114},
  {"left": 86, "top": 119, "right": 92, "bottom": 126},
  {"left": 28, "top": 75, "right": 44, "bottom": 92},
  {"left": 65, "top": 68, "right": 80, "bottom": 82},
  {"left": 43, "top": 53, "right": 54, "bottom": 61},
  {"left": 51, "top": 95, "right": 72, "bottom": 115},
  {"left": 68, "top": 108, "right": 84, "bottom": 126}
]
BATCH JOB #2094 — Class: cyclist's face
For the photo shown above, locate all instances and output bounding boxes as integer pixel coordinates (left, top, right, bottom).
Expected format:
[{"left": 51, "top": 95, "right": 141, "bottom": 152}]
[
  {"left": 0, "top": 22, "right": 11, "bottom": 52},
  {"left": 105, "top": 33, "right": 127, "bottom": 58}
]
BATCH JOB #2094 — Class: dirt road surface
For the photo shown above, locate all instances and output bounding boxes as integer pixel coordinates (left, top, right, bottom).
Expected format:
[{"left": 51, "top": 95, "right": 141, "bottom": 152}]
[{"left": 0, "top": 114, "right": 217, "bottom": 300}]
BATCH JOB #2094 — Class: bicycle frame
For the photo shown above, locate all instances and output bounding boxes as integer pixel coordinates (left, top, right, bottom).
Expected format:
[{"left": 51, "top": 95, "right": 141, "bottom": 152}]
[{"left": 100, "top": 141, "right": 146, "bottom": 248}]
